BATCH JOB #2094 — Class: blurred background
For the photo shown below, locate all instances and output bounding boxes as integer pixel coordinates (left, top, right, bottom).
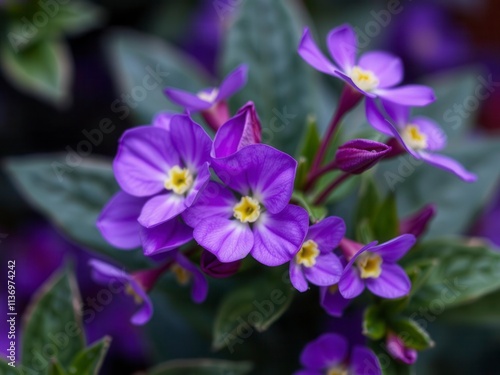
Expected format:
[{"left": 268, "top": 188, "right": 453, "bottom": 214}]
[{"left": 0, "top": 0, "right": 499, "bottom": 374}]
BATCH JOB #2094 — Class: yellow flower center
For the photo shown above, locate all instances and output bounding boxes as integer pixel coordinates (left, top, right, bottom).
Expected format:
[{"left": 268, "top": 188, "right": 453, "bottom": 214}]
[
  {"left": 171, "top": 264, "right": 191, "bottom": 286},
  {"left": 233, "top": 196, "right": 261, "bottom": 223},
  {"left": 327, "top": 365, "right": 349, "bottom": 375},
  {"left": 356, "top": 252, "right": 383, "bottom": 279},
  {"left": 402, "top": 124, "right": 428, "bottom": 151},
  {"left": 125, "top": 284, "right": 143, "bottom": 305},
  {"left": 164, "top": 166, "right": 193, "bottom": 195},
  {"left": 197, "top": 88, "right": 219, "bottom": 103},
  {"left": 350, "top": 66, "right": 379, "bottom": 92},
  {"left": 296, "top": 239, "right": 320, "bottom": 268}
]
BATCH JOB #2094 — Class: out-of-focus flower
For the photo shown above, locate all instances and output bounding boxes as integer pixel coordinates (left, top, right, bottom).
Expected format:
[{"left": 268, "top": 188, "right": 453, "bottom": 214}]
[
  {"left": 200, "top": 250, "right": 241, "bottom": 278},
  {"left": 298, "top": 24, "right": 435, "bottom": 106},
  {"left": 171, "top": 252, "right": 209, "bottom": 303},
  {"left": 386, "top": 331, "right": 418, "bottom": 365},
  {"left": 334, "top": 139, "right": 392, "bottom": 174},
  {"left": 289, "top": 216, "right": 345, "bottom": 292},
  {"left": 320, "top": 283, "right": 351, "bottom": 318},
  {"left": 295, "top": 333, "right": 381, "bottom": 375},
  {"left": 338, "top": 235, "right": 415, "bottom": 299},
  {"left": 366, "top": 99, "right": 477, "bottom": 182},
  {"left": 399, "top": 204, "right": 437, "bottom": 238},
  {"left": 183, "top": 144, "right": 309, "bottom": 266}
]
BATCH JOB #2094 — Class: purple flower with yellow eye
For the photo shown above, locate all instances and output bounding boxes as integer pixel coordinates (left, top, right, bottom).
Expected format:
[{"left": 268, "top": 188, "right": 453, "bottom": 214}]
[
  {"left": 113, "top": 114, "right": 212, "bottom": 228},
  {"left": 366, "top": 99, "right": 477, "bottom": 182},
  {"left": 295, "top": 333, "right": 381, "bottom": 375},
  {"left": 289, "top": 216, "right": 345, "bottom": 292},
  {"left": 298, "top": 24, "right": 435, "bottom": 106},
  {"left": 169, "top": 251, "right": 209, "bottom": 303},
  {"left": 338, "top": 234, "right": 416, "bottom": 299},
  {"left": 183, "top": 144, "right": 309, "bottom": 266}
]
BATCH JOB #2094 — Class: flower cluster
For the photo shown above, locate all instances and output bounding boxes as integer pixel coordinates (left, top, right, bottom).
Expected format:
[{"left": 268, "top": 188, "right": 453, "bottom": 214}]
[{"left": 91, "top": 23, "right": 478, "bottom": 372}]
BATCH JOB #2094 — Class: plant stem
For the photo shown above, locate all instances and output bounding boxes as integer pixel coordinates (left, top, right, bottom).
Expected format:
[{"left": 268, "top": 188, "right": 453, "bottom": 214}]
[{"left": 313, "top": 172, "right": 351, "bottom": 205}]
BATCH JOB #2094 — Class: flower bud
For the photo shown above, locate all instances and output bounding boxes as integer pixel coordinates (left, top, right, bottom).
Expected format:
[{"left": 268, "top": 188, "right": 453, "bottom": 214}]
[
  {"left": 400, "top": 204, "right": 436, "bottom": 238},
  {"left": 386, "top": 332, "right": 418, "bottom": 365},
  {"left": 200, "top": 251, "right": 241, "bottom": 278},
  {"left": 334, "top": 139, "right": 391, "bottom": 174}
]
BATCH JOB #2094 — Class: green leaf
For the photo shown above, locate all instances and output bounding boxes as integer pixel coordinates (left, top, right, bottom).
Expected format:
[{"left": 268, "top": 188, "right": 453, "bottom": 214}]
[
  {"left": 67, "top": 337, "right": 111, "bottom": 375},
  {"left": 0, "top": 360, "right": 20, "bottom": 375},
  {"left": 212, "top": 269, "right": 294, "bottom": 350},
  {"left": 406, "top": 239, "right": 500, "bottom": 311},
  {"left": 439, "top": 289, "right": 500, "bottom": 325},
  {"left": 0, "top": 39, "right": 71, "bottom": 106},
  {"left": 4, "top": 154, "right": 149, "bottom": 269},
  {"left": 363, "top": 305, "right": 387, "bottom": 340},
  {"left": 148, "top": 359, "right": 253, "bottom": 375},
  {"left": 295, "top": 116, "right": 321, "bottom": 189},
  {"left": 48, "top": 359, "right": 67, "bottom": 375},
  {"left": 104, "top": 29, "right": 210, "bottom": 124},
  {"left": 373, "top": 193, "right": 399, "bottom": 242},
  {"left": 49, "top": 1, "right": 106, "bottom": 36},
  {"left": 292, "top": 191, "right": 327, "bottom": 223},
  {"left": 390, "top": 319, "right": 434, "bottom": 351},
  {"left": 222, "top": 0, "right": 328, "bottom": 154},
  {"left": 21, "top": 266, "right": 85, "bottom": 371}
]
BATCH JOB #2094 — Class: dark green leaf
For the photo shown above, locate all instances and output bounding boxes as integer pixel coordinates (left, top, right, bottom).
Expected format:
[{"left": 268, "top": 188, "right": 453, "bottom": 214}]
[
  {"left": 21, "top": 267, "right": 85, "bottom": 371},
  {"left": 104, "top": 29, "right": 209, "bottom": 124},
  {"left": 390, "top": 319, "right": 434, "bottom": 350},
  {"left": 212, "top": 269, "right": 294, "bottom": 350},
  {"left": 439, "top": 289, "right": 500, "bottom": 325},
  {"left": 0, "top": 39, "right": 71, "bottom": 106},
  {"left": 295, "top": 116, "right": 321, "bottom": 189},
  {"left": 49, "top": 1, "right": 106, "bottom": 36},
  {"left": 373, "top": 193, "right": 399, "bottom": 242},
  {"left": 0, "top": 360, "right": 20, "bottom": 375},
  {"left": 222, "top": 0, "right": 329, "bottom": 154},
  {"left": 148, "top": 359, "right": 253, "bottom": 375},
  {"left": 292, "top": 191, "right": 326, "bottom": 223},
  {"left": 4, "top": 154, "right": 150, "bottom": 269},
  {"left": 48, "top": 359, "right": 67, "bottom": 375},
  {"left": 356, "top": 178, "right": 380, "bottom": 227},
  {"left": 363, "top": 305, "right": 387, "bottom": 340},
  {"left": 67, "top": 337, "right": 111, "bottom": 375}
]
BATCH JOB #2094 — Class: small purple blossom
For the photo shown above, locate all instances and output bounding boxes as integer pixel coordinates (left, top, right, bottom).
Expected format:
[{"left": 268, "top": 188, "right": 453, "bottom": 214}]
[
  {"left": 295, "top": 333, "right": 381, "bottom": 375},
  {"left": 334, "top": 139, "right": 392, "bottom": 174},
  {"left": 399, "top": 204, "right": 437, "bottom": 238},
  {"left": 298, "top": 24, "right": 435, "bottom": 106},
  {"left": 183, "top": 144, "right": 309, "bottom": 266},
  {"left": 289, "top": 216, "right": 345, "bottom": 292},
  {"left": 386, "top": 331, "right": 418, "bottom": 365},
  {"left": 112, "top": 114, "right": 212, "bottom": 228},
  {"left": 366, "top": 99, "right": 477, "bottom": 182},
  {"left": 89, "top": 259, "right": 155, "bottom": 325},
  {"left": 338, "top": 235, "right": 416, "bottom": 299}
]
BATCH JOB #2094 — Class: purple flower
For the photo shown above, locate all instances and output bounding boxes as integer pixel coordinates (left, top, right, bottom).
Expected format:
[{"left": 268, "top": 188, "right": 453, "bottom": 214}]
[
  {"left": 298, "top": 24, "right": 435, "bottom": 106},
  {"left": 212, "top": 101, "right": 262, "bottom": 159},
  {"left": 295, "top": 333, "right": 381, "bottom": 375},
  {"left": 320, "top": 283, "right": 352, "bottom": 318},
  {"left": 366, "top": 99, "right": 477, "bottom": 182},
  {"left": 289, "top": 216, "right": 345, "bottom": 292},
  {"left": 171, "top": 252, "right": 208, "bottom": 303},
  {"left": 399, "top": 204, "right": 437, "bottom": 238},
  {"left": 89, "top": 259, "right": 154, "bottom": 325},
  {"left": 334, "top": 139, "right": 392, "bottom": 174},
  {"left": 386, "top": 332, "right": 418, "bottom": 365},
  {"left": 183, "top": 144, "right": 309, "bottom": 266},
  {"left": 200, "top": 251, "right": 241, "bottom": 278},
  {"left": 338, "top": 235, "right": 416, "bottom": 299},
  {"left": 113, "top": 114, "right": 212, "bottom": 228}
]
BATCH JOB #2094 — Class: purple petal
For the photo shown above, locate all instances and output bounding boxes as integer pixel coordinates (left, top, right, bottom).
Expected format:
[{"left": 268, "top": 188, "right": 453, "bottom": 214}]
[
  {"left": 89, "top": 259, "right": 129, "bottom": 283},
  {"left": 251, "top": 205, "right": 309, "bottom": 266},
  {"left": 300, "top": 333, "right": 348, "bottom": 370},
  {"left": 129, "top": 284, "right": 153, "bottom": 325},
  {"left": 350, "top": 346, "right": 381, "bottom": 375},
  {"left": 212, "top": 144, "right": 297, "bottom": 214},
  {"left": 365, "top": 263, "right": 411, "bottom": 299},
  {"left": 176, "top": 252, "right": 208, "bottom": 303},
  {"left": 375, "top": 85, "right": 436, "bottom": 106},
  {"left": 294, "top": 371, "right": 322, "bottom": 375},
  {"left": 216, "top": 64, "right": 248, "bottom": 101},
  {"left": 113, "top": 126, "right": 179, "bottom": 197},
  {"left": 320, "top": 286, "right": 351, "bottom": 317},
  {"left": 153, "top": 111, "right": 176, "bottom": 131},
  {"left": 141, "top": 219, "right": 193, "bottom": 256},
  {"left": 97, "top": 191, "right": 147, "bottom": 250},
  {"left": 289, "top": 262, "right": 308, "bottom": 292},
  {"left": 381, "top": 100, "right": 410, "bottom": 127},
  {"left": 164, "top": 88, "right": 212, "bottom": 111},
  {"left": 365, "top": 99, "right": 397, "bottom": 136},
  {"left": 193, "top": 218, "right": 254, "bottom": 262},
  {"left": 370, "top": 234, "right": 416, "bottom": 263},
  {"left": 338, "top": 266, "right": 365, "bottom": 299},
  {"left": 335, "top": 70, "right": 377, "bottom": 97},
  {"left": 358, "top": 51, "right": 403, "bottom": 88},
  {"left": 411, "top": 116, "right": 447, "bottom": 151},
  {"left": 182, "top": 182, "right": 235, "bottom": 228},
  {"left": 419, "top": 152, "right": 477, "bottom": 182},
  {"left": 168, "top": 115, "right": 212, "bottom": 170},
  {"left": 298, "top": 28, "right": 337, "bottom": 75},
  {"left": 138, "top": 193, "right": 186, "bottom": 228},
  {"left": 327, "top": 24, "right": 357, "bottom": 72},
  {"left": 184, "top": 162, "right": 211, "bottom": 207},
  {"left": 304, "top": 253, "right": 343, "bottom": 286},
  {"left": 306, "top": 216, "right": 346, "bottom": 254}
]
